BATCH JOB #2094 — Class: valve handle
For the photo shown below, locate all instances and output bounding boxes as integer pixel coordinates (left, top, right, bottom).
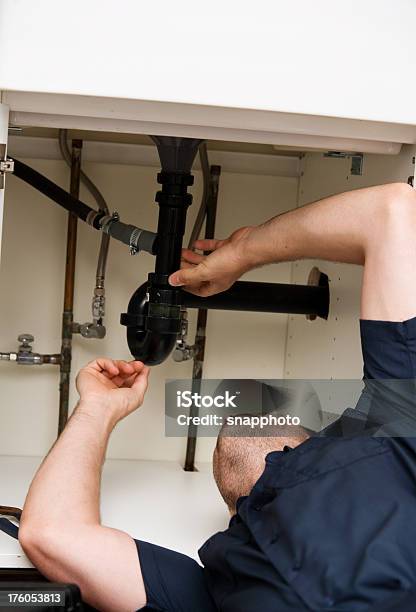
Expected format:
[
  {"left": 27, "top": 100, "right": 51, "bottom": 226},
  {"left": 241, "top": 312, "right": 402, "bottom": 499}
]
[{"left": 17, "top": 333, "right": 34, "bottom": 350}]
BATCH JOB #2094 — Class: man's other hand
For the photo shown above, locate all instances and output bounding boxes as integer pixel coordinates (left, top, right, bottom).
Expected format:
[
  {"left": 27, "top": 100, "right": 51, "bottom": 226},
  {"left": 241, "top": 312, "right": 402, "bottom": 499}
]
[
  {"left": 21, "top": 357, "right": 151, "bottom": 611},
  {"left": 168, "top": 226, "right": 254, "bottom": 297},
  {"left": 76, "top": 358, "right": 150, "bottom": 422}
]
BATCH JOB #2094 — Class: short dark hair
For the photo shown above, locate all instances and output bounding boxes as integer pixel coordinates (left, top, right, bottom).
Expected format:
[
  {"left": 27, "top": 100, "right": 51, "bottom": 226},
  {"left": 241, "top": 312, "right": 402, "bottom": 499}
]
[{"left": 213, "top": 421, "right": 309, "bottom": 513}]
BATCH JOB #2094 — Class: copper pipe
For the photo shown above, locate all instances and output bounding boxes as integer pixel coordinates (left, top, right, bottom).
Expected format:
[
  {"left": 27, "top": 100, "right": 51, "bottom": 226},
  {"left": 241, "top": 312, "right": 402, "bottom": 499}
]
[
  {"left": 184, "top": 165, "right": 221, "bottom": 471},
  {"left": 0, "top": 506, "right": 22, "bottom": 520},
  {"left": 58, "top": 140, "right": 82, "bottom": 435},
  {"left": 41, "top": 354, "right": 62, "bottom": 365}
]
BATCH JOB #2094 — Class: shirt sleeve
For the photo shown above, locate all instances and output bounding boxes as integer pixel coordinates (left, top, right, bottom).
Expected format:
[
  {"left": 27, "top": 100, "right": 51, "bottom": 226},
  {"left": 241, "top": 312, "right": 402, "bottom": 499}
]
[{"left": 134, "top": 540, "right": 217, "bottom": 612}]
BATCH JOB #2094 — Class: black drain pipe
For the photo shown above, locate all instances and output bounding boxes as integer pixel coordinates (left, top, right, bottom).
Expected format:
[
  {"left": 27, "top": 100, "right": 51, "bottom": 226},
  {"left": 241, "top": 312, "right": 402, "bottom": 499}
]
[
  {"left": 121, "top": 137, "right": 203, "bottom": 365},
  {"left": 11, "top": 157, "right": 157, "bottom": 255},
  {"left": 183, "top": 277, "right": 329, "bottom": 319},
  {"left": 123, "top": 266, "right": 329, "bottom": 367}
]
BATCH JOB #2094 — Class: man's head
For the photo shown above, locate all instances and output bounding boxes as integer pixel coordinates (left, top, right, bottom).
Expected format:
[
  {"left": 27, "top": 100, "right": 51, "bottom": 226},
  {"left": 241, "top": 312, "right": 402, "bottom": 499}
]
[{"left": 213, "top": 421, "right": 309, "bottom": 515}]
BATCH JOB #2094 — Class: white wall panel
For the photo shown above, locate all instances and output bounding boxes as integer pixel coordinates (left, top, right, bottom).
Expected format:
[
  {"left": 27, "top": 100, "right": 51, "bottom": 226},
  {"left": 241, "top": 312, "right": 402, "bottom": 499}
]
[{"left": 285, "top": 146, "right": 416, "bottom": 386}]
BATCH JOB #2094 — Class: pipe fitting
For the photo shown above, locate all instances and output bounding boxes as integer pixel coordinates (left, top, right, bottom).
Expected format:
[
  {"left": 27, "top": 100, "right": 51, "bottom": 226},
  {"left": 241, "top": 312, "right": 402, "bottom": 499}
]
[
  {"left": 0, "top": 334, "right": 61, "bottom": 365},
  {"left": 99, "top": 212, "right": 157, "bottom": 255},
  {"left": 172, "top": 310, "right": 196, "bottom": 362},
  {"left": 121, "top": 281, "right": 178, "bottom": 366}
]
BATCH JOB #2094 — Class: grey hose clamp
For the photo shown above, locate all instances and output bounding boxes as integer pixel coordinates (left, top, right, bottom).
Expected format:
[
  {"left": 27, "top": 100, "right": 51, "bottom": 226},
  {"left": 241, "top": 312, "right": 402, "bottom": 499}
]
[
  {"left": 100, "top": 211, "right": 120, "bottom": 234},
  {"left": 86, "top": 210, "right": 101, "bottom": 226},
  {"left": 129, "top": 227, "right": 143, "bottom": 255}
]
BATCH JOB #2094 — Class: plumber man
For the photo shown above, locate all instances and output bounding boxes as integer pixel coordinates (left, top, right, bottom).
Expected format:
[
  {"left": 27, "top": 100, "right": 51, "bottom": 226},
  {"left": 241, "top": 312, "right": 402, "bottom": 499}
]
[{"left": 20, "top": 183, "right": 416, "bottom": 611}]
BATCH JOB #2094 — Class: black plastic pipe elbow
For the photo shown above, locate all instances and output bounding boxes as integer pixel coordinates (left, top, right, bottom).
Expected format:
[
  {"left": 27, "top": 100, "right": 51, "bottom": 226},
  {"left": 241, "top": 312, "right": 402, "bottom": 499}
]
[{"left": 121, "top": 280, "right": 180, "bottom": 366}]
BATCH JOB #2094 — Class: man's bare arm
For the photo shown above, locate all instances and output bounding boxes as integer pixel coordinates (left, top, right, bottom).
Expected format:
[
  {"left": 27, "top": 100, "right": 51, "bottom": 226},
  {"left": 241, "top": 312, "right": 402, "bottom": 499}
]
[
  {"left": 19, "top": 359, "right": 150, "bottom": 612},
  {"left": 169, "top": 183, "right": 416, "bottom": 322}
]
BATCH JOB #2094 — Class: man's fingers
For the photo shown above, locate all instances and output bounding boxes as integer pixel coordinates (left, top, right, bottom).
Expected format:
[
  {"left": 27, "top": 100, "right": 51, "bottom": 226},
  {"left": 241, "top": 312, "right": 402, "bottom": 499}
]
[
  {"left": 129, "top": 360, "right": 145, "bottom": 372},
  {"left": 181, "top": 249, "right": 205, "bottom": 265},
  {"left": 131, "top": 366, "right": 150, "bottom": 397},
  {"left": 122, "top": 361, "right": 147, "bottom": 386},
  {"left": 193, "top": 238, "right": 223, "bottom": 251},
  {"left": 109, "top": 361, "right": 144, "bottom": 387},
  {"left": 169, "top": 264, "right": 208, "bottom": 287},
  {"left": 111, "top": 361, "right": 146, "bottom": 388},
  {"left": 121, "top": 373, "right": 140, "bottom": 388},
  {"left": 113, "top": 360, "right": 135, "bottom": 375},
  {"left": 180, "top": 261, "right": 197, "bottom": 271},
  {"left": 93, "top": 358, "right": 119, "bottom": 376},
  {"left": 111, "top": 375, "right": 127, "bottom": 387},
  {"left": 87, "top": 360, "right": 142, "bottom": 386}
]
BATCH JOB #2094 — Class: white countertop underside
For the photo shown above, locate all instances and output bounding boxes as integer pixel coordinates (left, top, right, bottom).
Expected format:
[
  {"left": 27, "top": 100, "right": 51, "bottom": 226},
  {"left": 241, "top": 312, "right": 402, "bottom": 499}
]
[
  {"left": 0, "top": 455, "right": 229, "bottom": 569},
  {"left": 2, "top": 1, "right": 416, "bottom": 154}
]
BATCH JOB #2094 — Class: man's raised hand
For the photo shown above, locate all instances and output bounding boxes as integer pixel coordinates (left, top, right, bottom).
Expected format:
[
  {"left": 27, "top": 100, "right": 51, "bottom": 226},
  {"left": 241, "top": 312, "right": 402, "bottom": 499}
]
[
  {"left": 168, "top": 226, "right": 254, "bottom": 297},
  {"left": 76, "top": 358, "right": 150, "bottom": 423}
]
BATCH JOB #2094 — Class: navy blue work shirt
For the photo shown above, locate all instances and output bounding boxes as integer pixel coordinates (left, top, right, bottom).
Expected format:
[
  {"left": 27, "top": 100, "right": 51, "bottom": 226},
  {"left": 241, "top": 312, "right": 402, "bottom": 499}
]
[{"left": 135, "top": 317, "right": 416, "bottom": 611}]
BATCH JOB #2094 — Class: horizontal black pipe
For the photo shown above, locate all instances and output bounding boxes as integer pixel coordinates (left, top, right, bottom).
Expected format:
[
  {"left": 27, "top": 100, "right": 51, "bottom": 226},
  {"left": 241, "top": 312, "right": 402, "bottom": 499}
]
[
  {"left": 11, "top": 158, "right": 157, "bottom": 254},
  {"left": 12, "top": 157, "right": 95, "bottom": 222},
  {"left": 182, "top": 279, "right": 330, "bottom": 319},
  {"left": 123, "top": 277, "right": 329, "bottom": 364}
]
